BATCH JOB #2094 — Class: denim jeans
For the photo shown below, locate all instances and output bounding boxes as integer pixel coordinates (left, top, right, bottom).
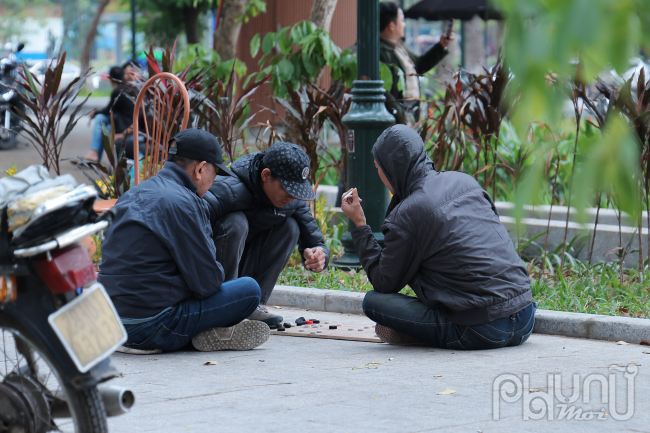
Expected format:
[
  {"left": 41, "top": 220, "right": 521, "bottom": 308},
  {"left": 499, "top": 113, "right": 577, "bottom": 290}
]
[
  {"left": 91, "top": 113, "right": 111, "bottom": 161},
  {"left": 362, "top": 290, "right": 537, "bottom": 350},
  {"left": 123, "top": 277, "right": 261, "bottom": 352}
]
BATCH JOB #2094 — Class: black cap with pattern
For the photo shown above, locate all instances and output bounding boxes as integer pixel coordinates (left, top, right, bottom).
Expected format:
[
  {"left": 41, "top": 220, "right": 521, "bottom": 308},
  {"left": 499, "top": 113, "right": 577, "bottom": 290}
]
[{"left": 262, "top": 142, "right": 315, "bottom": 201}]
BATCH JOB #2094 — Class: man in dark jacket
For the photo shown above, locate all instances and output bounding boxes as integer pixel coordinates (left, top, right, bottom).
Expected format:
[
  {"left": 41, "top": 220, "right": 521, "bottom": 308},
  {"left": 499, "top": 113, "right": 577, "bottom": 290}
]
[
  {"left": 379, "top": 2, "right": 453, "bottom": 123},
  {"left": 341, "top": 125, "right": 535, "bottom": 349},
  {"left": 204, "top": 142, "right": 329, "bottom": 325},
  {"left": 100, "top": 129, "right": 270, "bottom": 354}
]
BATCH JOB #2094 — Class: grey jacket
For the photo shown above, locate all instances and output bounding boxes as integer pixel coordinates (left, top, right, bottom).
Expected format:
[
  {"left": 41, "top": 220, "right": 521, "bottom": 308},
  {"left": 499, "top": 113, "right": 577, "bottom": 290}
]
[{"left": 351, "top": 125, "right": 532, "bottom": 326}]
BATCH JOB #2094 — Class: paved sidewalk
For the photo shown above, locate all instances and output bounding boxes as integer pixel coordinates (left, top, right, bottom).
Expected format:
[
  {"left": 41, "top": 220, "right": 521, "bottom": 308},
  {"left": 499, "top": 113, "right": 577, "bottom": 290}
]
[{"left": 107, "top": 307, "right": 649, "bottom": 433}]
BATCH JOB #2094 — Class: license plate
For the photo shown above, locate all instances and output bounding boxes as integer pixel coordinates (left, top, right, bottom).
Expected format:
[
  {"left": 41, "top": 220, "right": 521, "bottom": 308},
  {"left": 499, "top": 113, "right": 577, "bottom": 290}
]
[{"left": 49, "top": 282, "right": 127, "bottom": 373}]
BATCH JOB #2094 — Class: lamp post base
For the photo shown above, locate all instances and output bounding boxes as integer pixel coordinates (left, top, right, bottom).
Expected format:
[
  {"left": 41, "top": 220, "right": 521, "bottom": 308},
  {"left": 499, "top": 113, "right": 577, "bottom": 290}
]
[{"left": 330, "top": 231, "right": 384, "bottom": 270}]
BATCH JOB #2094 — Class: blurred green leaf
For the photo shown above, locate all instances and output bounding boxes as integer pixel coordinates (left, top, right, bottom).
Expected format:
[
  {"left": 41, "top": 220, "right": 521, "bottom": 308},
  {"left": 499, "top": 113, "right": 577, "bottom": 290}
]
[
  {"left": 573, "top": 116, "right": 641, "bottom": 220},
  {"left": 380, "top": 62, "right": 393, "bottom": 93},
  {"left": 276, "top": 59, "right": 294, "bottom": 81},
  {"left": 262, "top": 32, "right": 275, "bottom": 54},
  {"left": 250, "top": 33, "right": 261, "bottom": 57}
]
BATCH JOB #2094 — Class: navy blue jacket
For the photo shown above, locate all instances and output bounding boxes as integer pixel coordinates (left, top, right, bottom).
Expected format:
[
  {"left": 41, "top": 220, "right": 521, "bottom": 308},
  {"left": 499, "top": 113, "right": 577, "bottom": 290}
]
[{"left": 99, "top": 162, "right": 224, "bottom": 319}]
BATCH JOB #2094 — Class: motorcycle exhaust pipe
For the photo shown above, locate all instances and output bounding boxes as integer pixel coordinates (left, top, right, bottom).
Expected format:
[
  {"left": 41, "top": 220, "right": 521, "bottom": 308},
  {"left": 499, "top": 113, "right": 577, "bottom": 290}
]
[
  {"left": 99, "top": 385, "right": 135, "bottom": 417},
  {"left": 52, "top": 386, "right": 134, "bottom": 418}
]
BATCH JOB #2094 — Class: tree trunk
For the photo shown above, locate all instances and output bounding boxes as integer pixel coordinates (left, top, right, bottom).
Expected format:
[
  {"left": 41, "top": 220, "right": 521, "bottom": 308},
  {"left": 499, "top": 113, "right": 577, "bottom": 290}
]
[
  {"left": 184, "top": 5, "right": 201, "bottom": 44},
  {"left": 214, "top": 0, "right": 249, "bottom": 61},
  {"left": 464, "top": 15, "right": 485, "bottom": 75},
  {"left": 309, "top": 0, "right": 338, "bottom": 32},
  {"left": 80, "top": 0, "right": 110, "bottom": 74},
  {"left": 310, "top": 0, "right": 339, "bottom": 85}
]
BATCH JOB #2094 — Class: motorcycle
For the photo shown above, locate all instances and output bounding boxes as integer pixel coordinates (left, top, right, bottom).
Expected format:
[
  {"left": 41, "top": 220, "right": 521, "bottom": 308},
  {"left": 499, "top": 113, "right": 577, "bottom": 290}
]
[
  {"left": 0, "top": 180, "right": 134, "bottom": 433},
  {"left": 0, "top": 42, "right": 25, "bottom": 150}
]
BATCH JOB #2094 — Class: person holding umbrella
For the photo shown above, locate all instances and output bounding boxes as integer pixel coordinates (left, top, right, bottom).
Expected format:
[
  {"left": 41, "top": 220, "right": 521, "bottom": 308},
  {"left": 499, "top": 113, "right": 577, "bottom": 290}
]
[{"left": 379, "top": 1, "right": 454, "bottom": 123}]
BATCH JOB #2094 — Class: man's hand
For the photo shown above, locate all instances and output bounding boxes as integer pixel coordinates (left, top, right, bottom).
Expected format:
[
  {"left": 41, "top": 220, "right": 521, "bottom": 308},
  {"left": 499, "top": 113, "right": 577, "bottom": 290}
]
[
  {"left": 304, "top": 247, "right": 326, "bottom": 272},
  {"left": 439, "top": 32, "right": 455, "bottom": 48},
  {"left": 341, "top": 188, "right": 366, "bottom": 227},
  {"left": 89, "top": 109, "right": 96, "bottom": 120}
]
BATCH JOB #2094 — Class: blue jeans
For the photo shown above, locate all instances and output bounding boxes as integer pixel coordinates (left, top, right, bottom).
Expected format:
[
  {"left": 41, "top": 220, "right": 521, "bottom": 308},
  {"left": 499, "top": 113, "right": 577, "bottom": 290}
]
[
  {"left": 362, "top": 290, "right": 536, "bottom": 350},
  {"left": 91, "top": 113, "right": 111, "bottom": 161},
  {"left": 123, "top": 277, "right": 261, "bottom": 352}
]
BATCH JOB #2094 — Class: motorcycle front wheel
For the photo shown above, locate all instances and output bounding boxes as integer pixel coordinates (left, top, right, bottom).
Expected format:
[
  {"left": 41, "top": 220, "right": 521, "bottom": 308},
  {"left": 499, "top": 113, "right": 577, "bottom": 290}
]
[
  {"left": 0, "top": 318, "right": 108, "bottom": 433},
  {"left": 0, "top": 129, "right": 16, "bottom": 150}
]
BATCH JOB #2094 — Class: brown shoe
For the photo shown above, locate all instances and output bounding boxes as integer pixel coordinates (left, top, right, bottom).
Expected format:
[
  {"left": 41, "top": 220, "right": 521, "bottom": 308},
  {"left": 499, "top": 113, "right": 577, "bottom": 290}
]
[{"left": 375, "top": 324, "right": 428, "bottom": 346}]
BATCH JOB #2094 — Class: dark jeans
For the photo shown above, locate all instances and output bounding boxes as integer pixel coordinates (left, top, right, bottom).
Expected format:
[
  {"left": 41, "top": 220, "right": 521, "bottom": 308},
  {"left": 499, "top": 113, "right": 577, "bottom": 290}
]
[
  {"left": 123, "top": 277, "right": 261, "bottom": 351},
  {"left": 213, "top": 212, "right": 300, "bottom": 304},
  {"left": 363, "top": 290, "right": 537, "bottom": 350}
]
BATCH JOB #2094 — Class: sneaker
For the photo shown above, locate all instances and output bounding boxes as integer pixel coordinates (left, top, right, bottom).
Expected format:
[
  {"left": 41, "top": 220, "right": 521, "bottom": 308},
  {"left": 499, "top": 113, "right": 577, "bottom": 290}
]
[
  {"left": 192, "top": 320, "right": 270, "bottom": 351},
  {"left": 375, "top": 324, "right": 428, "bottom": 346},
  {"left": 247, "top": 305, "right": 283, "bottom": 326},
  {"left": 115, "top": 346, "right": 162, "bottom": 355}
]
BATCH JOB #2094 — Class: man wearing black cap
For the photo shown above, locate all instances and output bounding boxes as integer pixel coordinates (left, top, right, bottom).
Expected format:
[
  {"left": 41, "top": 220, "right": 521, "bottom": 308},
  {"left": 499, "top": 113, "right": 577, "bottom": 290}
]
[
  {"left": 99, "top": 129, "right": 270, "bottom": 354},
  {"left": 204, "top": 142, "right": 329, "bottom": 326}
]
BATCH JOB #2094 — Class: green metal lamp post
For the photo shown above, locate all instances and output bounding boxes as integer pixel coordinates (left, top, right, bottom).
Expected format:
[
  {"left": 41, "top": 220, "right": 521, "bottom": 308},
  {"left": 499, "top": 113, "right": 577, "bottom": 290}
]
[
  {"left": 131, "top": 0, "right": 137, "bottom": 61},
  {"left": 331, "top": 0, "right": 395, "bottom": 269}
]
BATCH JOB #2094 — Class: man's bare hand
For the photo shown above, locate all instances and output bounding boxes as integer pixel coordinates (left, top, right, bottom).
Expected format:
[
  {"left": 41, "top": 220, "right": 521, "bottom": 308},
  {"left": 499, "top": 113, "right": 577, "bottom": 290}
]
[
  {"left": 439, "top": 32, "right": 455, "bottom": 48},
  {"left": 304, "top": 247, "right": 326, "bottom": 272},
  {"left": 89, "top": 109, "right": 96, "bottom": 120},
  {"left": 341, "top": 188, "right": 366, "bottom": 227}
]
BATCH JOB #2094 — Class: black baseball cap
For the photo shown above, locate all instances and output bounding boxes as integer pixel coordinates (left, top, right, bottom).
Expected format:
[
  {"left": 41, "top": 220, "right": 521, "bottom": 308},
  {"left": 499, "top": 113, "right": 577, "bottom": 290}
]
[
  {"left": 262, "top": 142, "right": 315, "bottom": 201},
  {"left": 169, "top": 129, "right": 234, "bottom": 176}
]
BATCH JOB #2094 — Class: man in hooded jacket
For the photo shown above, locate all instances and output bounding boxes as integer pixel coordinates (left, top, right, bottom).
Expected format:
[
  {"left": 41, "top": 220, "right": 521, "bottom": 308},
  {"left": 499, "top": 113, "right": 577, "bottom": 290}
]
[{"left": 341, "top": 124, "right": 536, "bottom": 349}]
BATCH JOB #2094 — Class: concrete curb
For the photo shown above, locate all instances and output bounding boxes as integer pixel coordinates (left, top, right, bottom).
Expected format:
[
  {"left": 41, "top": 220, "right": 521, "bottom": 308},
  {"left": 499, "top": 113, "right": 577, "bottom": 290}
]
[
  {"left": 268, "top": 285, "right": 650, "bottom": 344},
  {"left": 270, "top": 285, "right": 365, "bottom": 315}
]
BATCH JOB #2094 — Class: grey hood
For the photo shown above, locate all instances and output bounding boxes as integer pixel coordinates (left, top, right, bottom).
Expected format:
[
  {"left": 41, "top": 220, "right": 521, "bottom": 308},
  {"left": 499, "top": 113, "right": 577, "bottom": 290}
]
[{"left": 372, "top": 125, "right": 434, "bottom": 213}]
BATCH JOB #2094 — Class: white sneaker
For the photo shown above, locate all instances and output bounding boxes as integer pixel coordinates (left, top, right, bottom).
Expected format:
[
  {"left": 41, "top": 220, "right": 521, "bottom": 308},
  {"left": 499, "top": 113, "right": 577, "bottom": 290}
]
[
  {"left": 191, "top": 320, "right": 270, "bottom": 351},
  {"left": 115, "top": 346, "right": 162, "bottom": 355}
]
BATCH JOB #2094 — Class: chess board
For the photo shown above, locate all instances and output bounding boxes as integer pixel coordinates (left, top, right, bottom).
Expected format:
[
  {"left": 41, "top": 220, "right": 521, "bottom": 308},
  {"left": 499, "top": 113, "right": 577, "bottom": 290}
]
[{"left": 270, "top": 321, "right": 382, "bottom": 343}]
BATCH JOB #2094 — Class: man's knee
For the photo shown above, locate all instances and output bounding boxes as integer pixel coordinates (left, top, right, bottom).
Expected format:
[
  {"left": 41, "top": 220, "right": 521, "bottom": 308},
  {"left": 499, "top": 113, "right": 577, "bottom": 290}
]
[
  {"left": 95, "top": 113, "right": 110, "bottom": 125},
  {"left": 237, "top": 276, "right": 262, "bottom": 302},
  {"left": 362, "top": 290, "right": 379, "bottom": 318},
  {"left": 214, "top": 211, "right": 249, "bottom": 240}
]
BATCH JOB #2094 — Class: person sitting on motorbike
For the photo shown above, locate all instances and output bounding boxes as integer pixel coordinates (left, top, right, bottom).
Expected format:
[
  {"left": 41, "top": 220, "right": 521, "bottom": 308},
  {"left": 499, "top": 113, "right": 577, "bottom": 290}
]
[
  {"left": 99, "top": 129, "right": 270, "bottom": 354},
  {"left": 112, "top": 60, "right": 146, "bottom": 160},
  {"left": 81, "top": 66, "right": 135, "bottom": 162}
]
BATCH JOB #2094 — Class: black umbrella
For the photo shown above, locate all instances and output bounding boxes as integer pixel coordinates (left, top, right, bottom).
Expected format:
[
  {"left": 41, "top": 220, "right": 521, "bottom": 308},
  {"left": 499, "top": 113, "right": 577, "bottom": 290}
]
[{"left": 403, "top": 0, "right": 502, "bottom": 21}]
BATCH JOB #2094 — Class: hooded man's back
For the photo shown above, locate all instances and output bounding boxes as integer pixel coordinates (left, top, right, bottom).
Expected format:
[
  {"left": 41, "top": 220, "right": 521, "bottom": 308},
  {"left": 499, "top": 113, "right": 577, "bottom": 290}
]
[{"left": 355, "top": 125, "right": 532, "bottom": 326}]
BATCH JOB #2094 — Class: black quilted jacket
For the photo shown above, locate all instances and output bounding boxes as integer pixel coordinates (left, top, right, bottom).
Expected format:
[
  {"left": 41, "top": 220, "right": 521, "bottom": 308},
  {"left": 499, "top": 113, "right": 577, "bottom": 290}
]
[{"left": 203, "top": 152, "right": 330, "bottom": 266}]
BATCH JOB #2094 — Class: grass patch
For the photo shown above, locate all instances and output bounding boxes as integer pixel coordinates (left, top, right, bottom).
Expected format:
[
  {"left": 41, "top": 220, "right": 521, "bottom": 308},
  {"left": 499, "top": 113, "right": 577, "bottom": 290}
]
[{"left": 278, "top": 262, "right": 650, "bottom": 319}]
